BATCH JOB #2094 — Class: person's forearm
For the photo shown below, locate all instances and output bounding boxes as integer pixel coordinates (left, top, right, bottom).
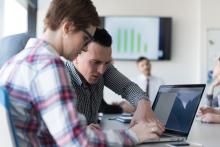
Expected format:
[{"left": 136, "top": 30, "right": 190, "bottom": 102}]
[
  {"left": 206, "top": 94, "right": 214, "bottom": 106},
  {"left": 104, "top": 64, "right": 149, "bottom": 107},
  {"left": 215, "top": 108, "right": 220, "bottom": 114},
  {"left": 213, "top": 115, "right": 220, "bottom": 123},
  {"left": 137, "top": 99, "right": 151, "bottom": 110},
  {"left": 208, "top": 84, "right": 215, "bottom": 95}
]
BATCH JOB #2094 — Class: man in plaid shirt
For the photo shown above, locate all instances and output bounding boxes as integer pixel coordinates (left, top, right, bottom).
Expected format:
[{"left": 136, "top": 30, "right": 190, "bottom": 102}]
[{"left": 0, "top": 0, "right": 164, "bottom": 146}]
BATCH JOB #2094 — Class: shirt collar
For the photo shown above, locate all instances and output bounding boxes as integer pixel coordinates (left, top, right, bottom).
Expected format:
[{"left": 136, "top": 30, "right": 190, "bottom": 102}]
[
  {"left": 63, "top": 59, "right": 93, "bottom": 89},
  {"left": 25, "top": 38, "right": 60, "bottom": 57},
  {"left": 75, "top": 68, "right": 91, "bottom": 88},
  {"left": 139, "top": 74, "right": 152, "bottom": 80},
  {"left": 63, "top": 59, "right": 83, "bottom": 86}
]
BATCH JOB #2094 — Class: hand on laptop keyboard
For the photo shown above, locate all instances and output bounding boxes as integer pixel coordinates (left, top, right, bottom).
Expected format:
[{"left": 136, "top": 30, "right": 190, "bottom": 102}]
[
  {"left": 129, "top": 121, "right": 164, "bottom": 143},
  {"left": 129, "top": 99, "right": 165, "bottom": 131}
]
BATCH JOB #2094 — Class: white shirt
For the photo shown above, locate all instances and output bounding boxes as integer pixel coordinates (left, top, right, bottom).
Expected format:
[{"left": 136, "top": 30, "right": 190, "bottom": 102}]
[{"left": 132, "top": 74, "right": 164, "bottom": 104}]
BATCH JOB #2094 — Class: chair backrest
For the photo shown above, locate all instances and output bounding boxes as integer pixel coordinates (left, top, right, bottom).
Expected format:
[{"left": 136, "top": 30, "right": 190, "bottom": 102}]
[
  {"left": 0, "top": 87, "right": 18, "bottom": 147},
  {"left": 0, "top": 33, "right": 30, "bottom": 68}
]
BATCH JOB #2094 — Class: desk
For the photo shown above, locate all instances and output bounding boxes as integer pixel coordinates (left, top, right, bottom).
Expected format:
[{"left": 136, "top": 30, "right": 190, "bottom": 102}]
[{"left": 101, "top": 114, "right": 220, "bottom": 147}]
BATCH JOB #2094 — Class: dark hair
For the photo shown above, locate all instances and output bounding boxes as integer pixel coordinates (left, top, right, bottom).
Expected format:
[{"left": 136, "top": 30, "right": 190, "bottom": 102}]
[
  {"left": 93, "top": 28, "right": 112, "bottom": 47},
  {"left": 44, "top": 0, "right": 100, "bottom": 31},
  {"left": 136, "top": 56, "right": 150, "bottom": 63}
]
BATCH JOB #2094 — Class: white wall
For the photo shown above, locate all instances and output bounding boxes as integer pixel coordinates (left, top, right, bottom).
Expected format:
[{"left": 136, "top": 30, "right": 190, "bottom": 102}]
[
  {"left": 200, "top": 0, "right": 220, "bottom": 82},
  {"left": 0, "top": 0, "right": 5, "bottom": 38},
  {"left": 37, "top": 0, "right": 51, "bottom": 37}
]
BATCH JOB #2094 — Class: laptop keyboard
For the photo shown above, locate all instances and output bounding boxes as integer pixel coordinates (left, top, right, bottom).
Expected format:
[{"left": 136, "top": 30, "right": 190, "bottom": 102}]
[{"left": 160, "top": 133, "right": 173, "bottom": 138}]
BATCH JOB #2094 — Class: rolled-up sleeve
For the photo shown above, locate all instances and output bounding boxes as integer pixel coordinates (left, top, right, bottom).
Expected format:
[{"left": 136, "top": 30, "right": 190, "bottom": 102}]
[{"left": 103, "top": 64, "right": 149, "bottom": 107}]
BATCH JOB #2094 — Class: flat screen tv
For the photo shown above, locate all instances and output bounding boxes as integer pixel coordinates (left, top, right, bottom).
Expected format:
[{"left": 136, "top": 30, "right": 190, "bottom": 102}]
[{"left": 100, "top": 16, "right": 172, "bottom": 60}]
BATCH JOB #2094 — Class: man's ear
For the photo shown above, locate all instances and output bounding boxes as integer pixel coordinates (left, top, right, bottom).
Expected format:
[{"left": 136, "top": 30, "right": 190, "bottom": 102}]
[
  {"left": 62, "top": 21, "right": 75, "bottom": 35},
  {"left": 73, "top": 57, "right": 79, "bottom": 65}
]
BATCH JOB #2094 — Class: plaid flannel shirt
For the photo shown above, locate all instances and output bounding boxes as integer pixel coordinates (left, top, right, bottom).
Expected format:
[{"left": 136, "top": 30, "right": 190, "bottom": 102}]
[{"left": 0, "top": 38, "right": 138, "bottom": 147}]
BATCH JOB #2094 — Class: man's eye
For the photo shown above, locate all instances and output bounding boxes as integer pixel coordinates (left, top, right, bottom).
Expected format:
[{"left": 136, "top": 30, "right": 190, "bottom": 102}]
[
  {"left": 92, "top": 61, "right": 100, "bottom": 65},
  {"left": 106, "top": 62, "right": 110, "bottom": 65}
]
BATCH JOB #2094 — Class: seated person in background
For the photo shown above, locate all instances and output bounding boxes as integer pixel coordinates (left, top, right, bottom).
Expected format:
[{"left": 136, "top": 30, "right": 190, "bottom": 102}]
[
  {"left": 132, "top": 57, "right": 164, "bottom": 103},
  {"left": 0, "top": 0, "right": 163, "bottom": 146},
  {"left": 206, "top": 58, "right": 220, "bottom": 107},
  {"left": 64, "top": 28, "right": 161, "bottom": 128},
  {"left": 198, "top": 57, "right": 220, "bottom": 123}
]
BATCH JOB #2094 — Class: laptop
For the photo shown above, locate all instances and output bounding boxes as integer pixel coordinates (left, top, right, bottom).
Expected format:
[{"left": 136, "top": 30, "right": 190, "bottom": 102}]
[{"left": 143, "top": 84, "right": 206, "bottom": 143}]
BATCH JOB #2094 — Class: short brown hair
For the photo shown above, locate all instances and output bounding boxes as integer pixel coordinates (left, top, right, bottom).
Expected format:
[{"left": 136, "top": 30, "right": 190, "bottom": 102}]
[
  {"left": 44, "top": 0, "right": 100, "bottom": 31},
  {"left": 136, "top": 56, "right": 150, "bottom": 64},
  {"left": 93, "top": 28, "right": 112, "bottom": 47}
]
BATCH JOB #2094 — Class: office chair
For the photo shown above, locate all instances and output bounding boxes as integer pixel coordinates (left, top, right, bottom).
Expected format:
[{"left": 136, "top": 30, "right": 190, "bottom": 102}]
[
  {"left": 0, "top": 87, "right": 19, "bottom": 147},
  {"left": 0, "top": 33, "right": 30, "bottom": 68}
]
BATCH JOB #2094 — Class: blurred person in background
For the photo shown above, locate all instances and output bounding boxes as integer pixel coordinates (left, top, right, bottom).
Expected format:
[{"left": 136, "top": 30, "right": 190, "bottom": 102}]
[
  {"left": 133, "top": 57, "right": 164, "bottom": 104},
  {"left": 198, "top": 57, "right": 220, "bottom": 123}
]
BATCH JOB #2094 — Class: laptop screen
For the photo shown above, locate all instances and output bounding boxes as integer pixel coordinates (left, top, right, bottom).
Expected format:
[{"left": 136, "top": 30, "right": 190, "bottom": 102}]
[{"left": 152, "top": 84, "right": 205, "bottom": 136}]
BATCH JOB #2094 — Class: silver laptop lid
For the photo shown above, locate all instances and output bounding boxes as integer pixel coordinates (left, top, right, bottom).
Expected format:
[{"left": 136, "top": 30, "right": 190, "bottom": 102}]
[{"left": 152, "top": 84, "right": 206, "bottom": 137}]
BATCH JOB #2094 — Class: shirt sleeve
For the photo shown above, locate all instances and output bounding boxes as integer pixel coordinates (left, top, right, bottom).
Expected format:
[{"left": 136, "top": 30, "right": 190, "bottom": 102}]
[
  {"left": 206, "top": 94, "right": 213, "bottom": 106},
  {"left": 30, "top": 59, "right": 138, "bottom": 146},
  {"left": 206, "top": 94, "right": 219, "bottom": 107},
  {"left": 104, "top": 64, "right": 149, "bottom": 107},
  {"left": 98, "top": 98, "right": 123, "bottom": 114}
]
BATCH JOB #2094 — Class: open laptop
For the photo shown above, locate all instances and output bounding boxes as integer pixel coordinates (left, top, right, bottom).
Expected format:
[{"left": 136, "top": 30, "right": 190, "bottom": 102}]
[{"left": 143, "top": 84, "right": 206, "bottom": 143}]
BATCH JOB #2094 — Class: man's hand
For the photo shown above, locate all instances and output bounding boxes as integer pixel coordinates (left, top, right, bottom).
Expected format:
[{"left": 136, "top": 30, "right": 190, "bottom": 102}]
[
  {"left": 118, "top": 100, "right": 135, "bottom": 113},
  {"left": 87, "top": 123, "right": 101, "bottom": 130},
  {"left": 129, "top": 99, "right": 164, "bottom": 131},
  {"left": 200, "top": 113, "right": 220, "bottom": 123},
  {"left": 129, "top": 121, "right": 164, "bottom": 143},
  {"left": 198, "top": 106, "right": 220, "bottom": 116}
]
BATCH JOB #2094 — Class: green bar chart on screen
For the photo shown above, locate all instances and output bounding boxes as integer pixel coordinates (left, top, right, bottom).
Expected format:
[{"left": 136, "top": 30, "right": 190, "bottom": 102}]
[
  {"left": 105, "top": 17, "right": 160, "bottom": 60},
  {"left": 116, "top": 28, "right": 148, "bottom": 53}
]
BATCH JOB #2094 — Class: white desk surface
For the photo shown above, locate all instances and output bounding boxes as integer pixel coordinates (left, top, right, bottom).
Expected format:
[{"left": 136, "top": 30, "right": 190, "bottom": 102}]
[{"left": 101, "top": 114, "right": 220, "bottom": 147}]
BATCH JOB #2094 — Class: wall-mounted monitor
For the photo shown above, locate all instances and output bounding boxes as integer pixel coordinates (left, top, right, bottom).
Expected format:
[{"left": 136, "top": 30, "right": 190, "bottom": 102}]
[{"left": 100, "top": 16, "right": 172, "bottom": 60}]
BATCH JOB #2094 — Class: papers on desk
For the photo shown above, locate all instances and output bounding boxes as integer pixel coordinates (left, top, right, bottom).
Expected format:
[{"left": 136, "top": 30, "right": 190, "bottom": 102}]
[
  {"left": 116, "top": 113, "right": 133, "bottom": 123},
  {"left": 106, "top": 113, "right": 133, "bottom": 123}
]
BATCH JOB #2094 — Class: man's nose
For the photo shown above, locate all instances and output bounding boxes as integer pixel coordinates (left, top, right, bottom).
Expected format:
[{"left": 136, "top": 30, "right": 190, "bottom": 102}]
[{"left": 97, "top": 65, "right": 106, "bottom": 74}]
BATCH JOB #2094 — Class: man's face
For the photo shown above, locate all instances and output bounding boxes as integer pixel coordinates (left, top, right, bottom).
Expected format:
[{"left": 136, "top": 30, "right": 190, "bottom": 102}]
[
  {"left": 74, "top": 42, "right": 112, "bottom": 84},
  {"left": 137, "top": 59, "right": 151, "bottom": 76}
]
